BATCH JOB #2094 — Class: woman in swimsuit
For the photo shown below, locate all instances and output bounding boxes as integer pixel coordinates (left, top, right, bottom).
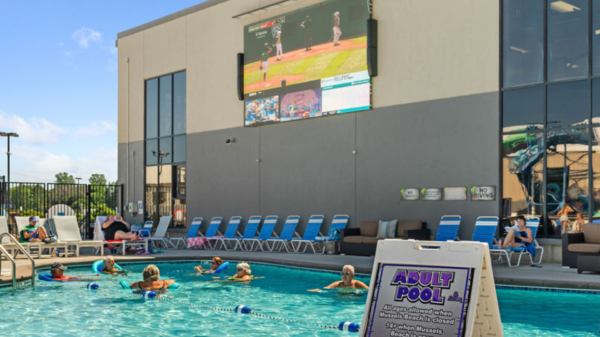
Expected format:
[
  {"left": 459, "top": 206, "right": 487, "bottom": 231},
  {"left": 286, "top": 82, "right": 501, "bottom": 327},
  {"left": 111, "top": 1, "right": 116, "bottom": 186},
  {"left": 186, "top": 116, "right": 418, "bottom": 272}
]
[
  {"left": 130, "top": 264, "right": 176, "bottom": 294},
  {"left": 230, "top": 262, "right": 253, "bottom": 281},
  {"left": 194, "top": 257, "right": 223, "bottom": 274},
  {"left": 498, "top": 215, "right": 533, "bottom": 249},
  {"left": 309, "top": 265, "right": 368, "bottom": 292},
  {"left": 102, "top": 215, "right": 139, "bottom": 241}
]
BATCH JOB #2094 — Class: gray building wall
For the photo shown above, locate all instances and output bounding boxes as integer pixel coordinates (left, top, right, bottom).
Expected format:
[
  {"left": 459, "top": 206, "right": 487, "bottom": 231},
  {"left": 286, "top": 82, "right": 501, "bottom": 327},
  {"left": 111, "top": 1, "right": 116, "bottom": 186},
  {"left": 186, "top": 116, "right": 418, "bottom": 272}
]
[
  {"left": 118, "top": 141, "right": 146, "bottom": 224},
  {"left": 119, "top": 92, "right": 500, "bottom": 238}
]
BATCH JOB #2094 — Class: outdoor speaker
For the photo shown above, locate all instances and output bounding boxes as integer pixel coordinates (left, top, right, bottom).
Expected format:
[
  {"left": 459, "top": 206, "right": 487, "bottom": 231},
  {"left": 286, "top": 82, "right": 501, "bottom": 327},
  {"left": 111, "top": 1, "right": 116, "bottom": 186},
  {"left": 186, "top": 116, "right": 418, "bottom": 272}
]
[
  {"left": 367, "top": 19, "right": 378, "bottom": 77},
  {"left": 282, "top": 79, "right": 286, "bottom": 87},
  {"left": 237, "top": 53, "right": 244, "bottom": 101}
]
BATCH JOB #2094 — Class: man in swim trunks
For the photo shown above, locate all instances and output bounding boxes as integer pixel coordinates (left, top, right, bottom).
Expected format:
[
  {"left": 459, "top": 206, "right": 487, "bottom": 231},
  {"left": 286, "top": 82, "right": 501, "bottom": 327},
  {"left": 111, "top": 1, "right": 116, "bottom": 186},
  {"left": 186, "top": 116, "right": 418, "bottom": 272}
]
[
  {"left": 102, "top": 215, "right": 139, "bottom": 241},
  {"left": 309, "top": 265, "right": 368, "bottom": 291},
  {"left": 50, "top": 263, "right": 100, "bottom": 281}
]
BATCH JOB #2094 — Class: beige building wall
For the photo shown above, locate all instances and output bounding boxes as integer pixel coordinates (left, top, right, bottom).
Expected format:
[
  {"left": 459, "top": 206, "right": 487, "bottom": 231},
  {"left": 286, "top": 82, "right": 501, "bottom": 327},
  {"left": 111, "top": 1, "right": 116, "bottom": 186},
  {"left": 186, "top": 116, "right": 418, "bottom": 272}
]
[{"left": 118, "top": 0, "right": 500, "bottom": 143}]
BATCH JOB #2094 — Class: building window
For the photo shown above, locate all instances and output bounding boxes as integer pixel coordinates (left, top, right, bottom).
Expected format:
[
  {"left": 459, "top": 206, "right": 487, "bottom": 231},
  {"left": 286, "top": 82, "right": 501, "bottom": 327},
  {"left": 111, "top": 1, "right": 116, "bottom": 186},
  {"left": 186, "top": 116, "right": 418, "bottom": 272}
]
[
  {"left": 503, "top": 0, "right": 544, "bottom": 88},
  {"left": 502, "top": 0, "right": 597, "bottom": 237},
  {"left": 145, "top": 70, "right": 186, "bottom": 227}
]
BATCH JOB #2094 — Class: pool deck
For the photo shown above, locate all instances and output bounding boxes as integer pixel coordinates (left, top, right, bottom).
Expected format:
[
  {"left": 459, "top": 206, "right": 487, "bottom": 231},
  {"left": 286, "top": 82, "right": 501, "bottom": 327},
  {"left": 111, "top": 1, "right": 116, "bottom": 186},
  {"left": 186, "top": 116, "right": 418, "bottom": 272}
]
[{"left": 1, "top": 249, "right": 600, "bottom": 290}]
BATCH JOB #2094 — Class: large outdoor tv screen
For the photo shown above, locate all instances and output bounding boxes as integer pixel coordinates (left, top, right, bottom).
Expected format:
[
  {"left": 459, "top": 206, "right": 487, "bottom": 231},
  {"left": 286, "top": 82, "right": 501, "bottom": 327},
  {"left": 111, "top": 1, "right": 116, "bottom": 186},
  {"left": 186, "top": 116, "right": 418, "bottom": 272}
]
[{"left": 243, "top": 0, "right": 371, "bottom": 127}]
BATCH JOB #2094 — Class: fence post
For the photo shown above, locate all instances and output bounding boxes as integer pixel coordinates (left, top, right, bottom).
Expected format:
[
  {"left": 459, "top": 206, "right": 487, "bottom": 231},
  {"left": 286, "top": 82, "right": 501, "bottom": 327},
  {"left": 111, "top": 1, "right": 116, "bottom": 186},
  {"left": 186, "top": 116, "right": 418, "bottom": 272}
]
[{"left": 87, "top": 186, "right": 92, "bottom": 239}]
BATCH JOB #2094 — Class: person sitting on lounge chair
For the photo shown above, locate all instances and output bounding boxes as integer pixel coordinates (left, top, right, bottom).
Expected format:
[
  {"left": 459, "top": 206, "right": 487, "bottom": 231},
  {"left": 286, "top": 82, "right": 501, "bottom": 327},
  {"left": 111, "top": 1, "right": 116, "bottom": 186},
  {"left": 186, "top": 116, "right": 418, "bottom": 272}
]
[
  {"left": 309, "top": 265, "right": 368, "bottom": 291},
  {"left": 51, "top": 263, "right": 100, "bottom": 281},
  {"left": 102, "top": 215, "right": 139, "bottom": 241},
  {"left": 194, "top": 257, "right": 223, "bottom": 274},
  {"left": 19, "top": 217, "right": 48, "bottom": 243},
  {"left": 130, "top": 265, "right": 176, "bottom": 294},
  {"left": 497, "top": 215, "right": 533, "bottom": 249}
]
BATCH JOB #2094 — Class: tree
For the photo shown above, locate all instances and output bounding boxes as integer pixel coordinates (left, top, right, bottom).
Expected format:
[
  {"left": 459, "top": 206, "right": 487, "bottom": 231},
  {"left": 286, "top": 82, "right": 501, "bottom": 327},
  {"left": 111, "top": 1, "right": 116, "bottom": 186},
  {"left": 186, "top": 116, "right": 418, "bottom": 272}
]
[
  {"left": 55, "top": 172, "right": 75, "bottom": 184},
  {"left": 89, "top": 174, "right": 107, "bottom": 186}
]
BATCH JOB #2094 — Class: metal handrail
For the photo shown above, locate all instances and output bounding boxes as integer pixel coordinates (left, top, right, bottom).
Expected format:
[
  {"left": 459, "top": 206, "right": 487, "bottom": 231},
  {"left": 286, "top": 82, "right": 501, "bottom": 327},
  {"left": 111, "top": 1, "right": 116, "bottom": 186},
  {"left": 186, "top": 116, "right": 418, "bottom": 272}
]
[
  {"left": 0, "top": 244, "right": 17, "bottom": 289},
  {"left": 0, "top": 233, "right": 35, "bottom": 288}
]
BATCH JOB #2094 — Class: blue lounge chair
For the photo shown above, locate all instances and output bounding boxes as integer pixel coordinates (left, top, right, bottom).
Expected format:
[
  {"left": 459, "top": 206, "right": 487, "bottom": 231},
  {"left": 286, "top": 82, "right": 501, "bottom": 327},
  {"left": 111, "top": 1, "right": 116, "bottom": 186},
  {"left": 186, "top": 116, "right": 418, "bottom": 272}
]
[
  {"left": 314, "top": 214, "right": 350, "bottom": 242},
  {"left": 491, "top": 217, "right": 543, "bottom": 267},
  {"left": 139, "top": 221, "right": 154, "bottom": 238},
  {"left": 265, "top": 215, "right": 301, "bottom": 252},
  {"left": 470, "top": 216, "right": 499, "bottom": 247},
  {"left": 290, "top": 215, "right": 325, "bottom": 254},
  {"left": 213, "top": 216, "right": 243, "bottom": 250},
  {"left": 169, "top": 217, "right": 203, "bottom": 249},
  {"left": 435, "top": 215, "right": 462, "bottom": 241},
  {"left": 242, "top": 215, "right": 278, "bottom": 251},
  {"left": 223, "top": 216, "right": 262, "bottom": 251},
  {"left": 199, "top": 217, "right": 224, "bottom": 249}
]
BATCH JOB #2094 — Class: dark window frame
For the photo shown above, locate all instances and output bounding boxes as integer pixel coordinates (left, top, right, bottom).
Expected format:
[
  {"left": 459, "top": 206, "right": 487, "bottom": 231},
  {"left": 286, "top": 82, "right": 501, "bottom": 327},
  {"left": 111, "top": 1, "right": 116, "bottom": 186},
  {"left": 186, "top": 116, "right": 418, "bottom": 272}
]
[{"left": 501, "top": 0, "right": 598, "bottom": 238}]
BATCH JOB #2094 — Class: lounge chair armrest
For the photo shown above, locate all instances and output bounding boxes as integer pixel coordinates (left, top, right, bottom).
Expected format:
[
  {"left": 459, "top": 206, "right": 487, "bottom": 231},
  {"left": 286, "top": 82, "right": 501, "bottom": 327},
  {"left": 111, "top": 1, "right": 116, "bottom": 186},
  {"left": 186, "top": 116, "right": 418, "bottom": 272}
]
[
  {"left": 564, "top": 233, "right": 584, "bottom": 245},
  {"left": 272, "top": 233, "right": 280, "bottom": 238},
  {"left": 340, "top": 228, "right": 360, "bottom": 239},
  {"left": 293, "top": 231, "right": 301, "bottom": 238},
  {"left": 404, "top": 229, "right": 431, "bottom": 241},
  {"left": 236, "top": 231, "right": 242, "bottom": 237}
]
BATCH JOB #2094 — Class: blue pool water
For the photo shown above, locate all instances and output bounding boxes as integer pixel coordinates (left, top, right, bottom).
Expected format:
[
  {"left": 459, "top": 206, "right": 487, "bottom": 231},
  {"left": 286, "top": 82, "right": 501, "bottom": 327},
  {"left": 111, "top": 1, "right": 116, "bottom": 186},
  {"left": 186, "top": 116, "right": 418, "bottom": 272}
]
[{"left": 0, "top": 261, "right": 598, "bottom": 336}]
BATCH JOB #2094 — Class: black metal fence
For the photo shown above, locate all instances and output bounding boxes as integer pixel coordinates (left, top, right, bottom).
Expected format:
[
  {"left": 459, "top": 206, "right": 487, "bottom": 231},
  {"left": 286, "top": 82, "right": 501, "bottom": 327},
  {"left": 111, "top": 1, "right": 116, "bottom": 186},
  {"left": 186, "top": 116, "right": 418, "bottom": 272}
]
[{"left": 1, "top": 182, "right": 123, "bottom": 239}]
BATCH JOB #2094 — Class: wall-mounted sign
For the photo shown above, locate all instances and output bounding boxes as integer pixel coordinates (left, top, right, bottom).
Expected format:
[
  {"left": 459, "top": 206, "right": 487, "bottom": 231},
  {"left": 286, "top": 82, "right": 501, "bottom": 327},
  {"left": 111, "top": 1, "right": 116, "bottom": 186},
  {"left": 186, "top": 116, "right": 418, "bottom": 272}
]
[
  {"left": 138, "top": 200, "right": 144, "bottom": 215},
  {"left": 444, "top": 187, "right": 467, "bottom": 201},
  {"left": 401, "top": 188, "right": 420, "bottom": 200},
  {"left": 421, "top": 188, "right": 442, "bottom": 201},
  {"left": 471, "top": 186, "right": 496, "bottom": 201}
]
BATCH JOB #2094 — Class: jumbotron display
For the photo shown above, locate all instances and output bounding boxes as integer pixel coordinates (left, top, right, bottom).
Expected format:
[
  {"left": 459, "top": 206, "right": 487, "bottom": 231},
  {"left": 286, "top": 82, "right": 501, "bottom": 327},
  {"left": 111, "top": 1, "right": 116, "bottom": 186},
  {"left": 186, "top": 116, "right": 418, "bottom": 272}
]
[{"left": 243, "top": 0, "right": 371, "bottom": 126}]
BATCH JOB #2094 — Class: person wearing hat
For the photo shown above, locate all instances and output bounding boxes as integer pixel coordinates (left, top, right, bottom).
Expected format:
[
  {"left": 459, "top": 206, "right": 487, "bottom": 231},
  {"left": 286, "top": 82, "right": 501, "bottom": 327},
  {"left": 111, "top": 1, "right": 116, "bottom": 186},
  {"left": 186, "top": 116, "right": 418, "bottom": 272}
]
[
  {"left": 19, "top": 217, "right": 48, "bottom": 243},
  {"left": 333, "top": 11, "right": 342, "bottom": 47},
  {"left": 50, "top": 263, "right": 100, "bottom": 282},
  {"left": 300, "top": 15, "right": 313, "bottom": 51},
  {"left": 260, "top": 42, "right": 272, "bottom": 83}
]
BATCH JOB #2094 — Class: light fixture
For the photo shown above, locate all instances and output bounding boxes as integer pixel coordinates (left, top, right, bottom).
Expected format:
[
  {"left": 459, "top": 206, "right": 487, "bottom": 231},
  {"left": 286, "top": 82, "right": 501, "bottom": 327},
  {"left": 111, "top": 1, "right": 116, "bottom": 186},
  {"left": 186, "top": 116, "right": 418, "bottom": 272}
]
[
  {"left": 226, "top": 138, "right": 236, "bottom": 145},
  {"left": 510, "top": 46, "right": 529, "bottom": 54},
  {"left": 550, "top": 1, "right": 580, "bottom": 13},
  {"left": 596, "top": 29, "right": 600, "bottom": 35}
]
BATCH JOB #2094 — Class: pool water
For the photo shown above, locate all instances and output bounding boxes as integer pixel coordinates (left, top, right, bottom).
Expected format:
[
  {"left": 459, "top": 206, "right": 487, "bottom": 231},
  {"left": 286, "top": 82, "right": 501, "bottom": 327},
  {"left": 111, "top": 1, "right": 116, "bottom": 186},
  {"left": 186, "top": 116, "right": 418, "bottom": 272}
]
[{"left": 0, "top": 261, "right": 598, "bottom": 336}]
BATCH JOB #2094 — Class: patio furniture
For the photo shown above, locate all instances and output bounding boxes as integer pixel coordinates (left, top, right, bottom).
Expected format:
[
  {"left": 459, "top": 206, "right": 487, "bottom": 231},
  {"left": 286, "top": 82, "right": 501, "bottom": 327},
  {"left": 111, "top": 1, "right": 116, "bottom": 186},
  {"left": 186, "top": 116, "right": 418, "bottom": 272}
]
[
  {"left": 241, "top": 215, "right": 278, "bottom": 251},
  {"left": 265, "top": 215, "right": 301, "bottom": 252},
  {"left": 289, "top": 215, "right": 325, "bottom": 254},
  {"left": 563, "top": 223, "right": 600, "bottom": 269},
  {"left": 435, "top": 215, "right": 461, "bottom": 241},
  {"left": 578, "top": 255, "right": 600, "bottom": 274},
  {"left": 340, "top": 219, "right": 429, "bottom": 256},
  {"left": 212, "top": 216, "right": 243, "bottom": 250},
  {"left": 51, "top": 216, "right": 105, "bottom": 257},
  {"left": 223, "top": 216, "right": 261, "bottom": 251}
]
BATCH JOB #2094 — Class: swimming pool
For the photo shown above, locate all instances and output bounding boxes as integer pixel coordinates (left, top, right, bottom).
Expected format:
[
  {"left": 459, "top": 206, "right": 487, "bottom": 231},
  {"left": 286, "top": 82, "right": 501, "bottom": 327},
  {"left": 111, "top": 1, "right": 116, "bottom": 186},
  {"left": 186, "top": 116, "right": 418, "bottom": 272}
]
[{"left": 0, "top": 261, "right": 598, "bottom": 336}]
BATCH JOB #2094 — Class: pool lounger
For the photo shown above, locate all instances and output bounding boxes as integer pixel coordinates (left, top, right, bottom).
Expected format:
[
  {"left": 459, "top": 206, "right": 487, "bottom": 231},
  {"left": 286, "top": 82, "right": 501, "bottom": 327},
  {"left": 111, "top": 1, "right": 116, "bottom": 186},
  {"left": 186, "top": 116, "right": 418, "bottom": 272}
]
[
  {"left": 212, "top": 216, "right": 243, "bottom": 250},
  {"left": 221, "top": 216, "right": 262, "bottom": 251},
  {"left": 241, "top": 215, "right": 278, "bottom": 251},
  {"left": 289, "top": 215, "right": 326, "bottom": 254},
  {"left": 264, "top": 215, "right": 301, "bottom": 252}
]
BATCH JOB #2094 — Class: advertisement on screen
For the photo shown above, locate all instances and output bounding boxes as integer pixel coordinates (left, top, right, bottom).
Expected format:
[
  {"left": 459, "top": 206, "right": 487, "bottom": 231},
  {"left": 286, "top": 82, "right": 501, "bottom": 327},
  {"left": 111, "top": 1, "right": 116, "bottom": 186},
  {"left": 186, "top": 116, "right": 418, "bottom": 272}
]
[{"left": 243, "top": 0, "right": 371, "bottom": 126}]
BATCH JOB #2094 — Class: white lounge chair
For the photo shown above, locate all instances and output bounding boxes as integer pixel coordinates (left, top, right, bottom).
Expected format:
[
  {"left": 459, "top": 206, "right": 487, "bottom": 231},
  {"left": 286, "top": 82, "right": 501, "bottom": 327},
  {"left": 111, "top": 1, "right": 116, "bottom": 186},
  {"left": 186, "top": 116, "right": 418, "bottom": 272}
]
[
  {"left": 1, "top": 216, "right": 65, "bottom": 258},
  {"left": 146, "top": 216, "right": 174, "bottom": 249},
  {"left": 52, "top": 216, "right": 105, "bottom": 257}
]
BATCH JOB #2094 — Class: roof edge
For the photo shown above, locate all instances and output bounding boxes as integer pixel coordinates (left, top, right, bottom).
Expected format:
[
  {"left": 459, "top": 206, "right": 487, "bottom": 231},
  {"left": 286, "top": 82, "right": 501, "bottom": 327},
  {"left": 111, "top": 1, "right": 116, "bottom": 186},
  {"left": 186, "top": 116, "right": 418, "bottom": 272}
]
[{"left": 117, "top": 0, "right": 230, "bottom": 40}]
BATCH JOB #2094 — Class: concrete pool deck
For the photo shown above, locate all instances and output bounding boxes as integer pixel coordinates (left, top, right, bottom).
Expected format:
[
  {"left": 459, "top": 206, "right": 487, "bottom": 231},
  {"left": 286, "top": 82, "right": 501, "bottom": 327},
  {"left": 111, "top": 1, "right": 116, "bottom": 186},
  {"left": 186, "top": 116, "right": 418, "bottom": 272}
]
[{"left": 1, "top": 249, "right": 600, "bottom": 289}]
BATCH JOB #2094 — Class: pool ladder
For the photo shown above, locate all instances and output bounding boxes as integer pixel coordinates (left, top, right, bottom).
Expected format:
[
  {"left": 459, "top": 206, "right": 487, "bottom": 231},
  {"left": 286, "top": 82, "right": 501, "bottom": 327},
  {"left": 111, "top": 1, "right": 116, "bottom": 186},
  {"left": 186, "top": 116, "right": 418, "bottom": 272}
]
[{"left": 0, "top": 233, "right": 36, "bottom": 289}]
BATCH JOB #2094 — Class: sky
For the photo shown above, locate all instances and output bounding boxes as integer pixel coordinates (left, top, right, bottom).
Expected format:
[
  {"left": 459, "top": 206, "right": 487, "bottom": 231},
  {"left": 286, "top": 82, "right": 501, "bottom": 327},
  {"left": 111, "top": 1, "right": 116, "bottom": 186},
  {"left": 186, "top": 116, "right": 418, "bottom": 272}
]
[{"left": 0, "top": 0, "right": 205, "bottom": 184}]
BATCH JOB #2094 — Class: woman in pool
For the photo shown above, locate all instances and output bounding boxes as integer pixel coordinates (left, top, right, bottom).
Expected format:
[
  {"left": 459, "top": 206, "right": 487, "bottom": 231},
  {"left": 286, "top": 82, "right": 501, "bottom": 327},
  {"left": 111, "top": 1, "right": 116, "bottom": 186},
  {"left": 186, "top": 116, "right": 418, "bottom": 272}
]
[
  {"left": 309, "top": 265, "right": 368, "bottom": 291},
  {"left": 101, "top": 256, "right": 128, "bottom": 275},
  {"left": 230, "top": 262, "right": 253, "bottom": 281},
  {"left": 130, "top": 264, "right": 176, "bottom": 294},
  {"left": 194, "top": 257, "right": 224, "bottom": 274},
  {"left": 497, "top": 215, "right": 533, "bottom": 249}
]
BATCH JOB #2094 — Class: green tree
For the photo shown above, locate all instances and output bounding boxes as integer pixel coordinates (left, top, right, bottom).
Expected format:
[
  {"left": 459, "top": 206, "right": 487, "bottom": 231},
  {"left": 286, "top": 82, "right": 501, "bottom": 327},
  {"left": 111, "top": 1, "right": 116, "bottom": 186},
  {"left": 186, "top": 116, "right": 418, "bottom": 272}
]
[
  {"left": 89, "top": 174, "right": 107, "bottom": 186},
  {"left": 55, "top": 172, "right": 75, "bottom": 184}
]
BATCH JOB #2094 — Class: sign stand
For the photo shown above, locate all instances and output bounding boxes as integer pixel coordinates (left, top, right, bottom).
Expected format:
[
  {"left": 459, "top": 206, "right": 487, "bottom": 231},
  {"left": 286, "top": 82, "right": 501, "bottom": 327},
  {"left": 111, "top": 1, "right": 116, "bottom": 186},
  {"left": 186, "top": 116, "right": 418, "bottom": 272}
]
[{"left": 361, "top": 240, "right": 503, "bottom": 337}]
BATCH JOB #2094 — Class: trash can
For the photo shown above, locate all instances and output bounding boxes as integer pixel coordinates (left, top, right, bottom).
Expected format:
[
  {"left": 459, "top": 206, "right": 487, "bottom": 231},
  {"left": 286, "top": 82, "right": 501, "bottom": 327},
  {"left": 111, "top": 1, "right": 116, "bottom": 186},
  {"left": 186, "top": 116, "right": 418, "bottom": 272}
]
[{"left": 324, "top": 241, "right": 339, "bottom": 255}]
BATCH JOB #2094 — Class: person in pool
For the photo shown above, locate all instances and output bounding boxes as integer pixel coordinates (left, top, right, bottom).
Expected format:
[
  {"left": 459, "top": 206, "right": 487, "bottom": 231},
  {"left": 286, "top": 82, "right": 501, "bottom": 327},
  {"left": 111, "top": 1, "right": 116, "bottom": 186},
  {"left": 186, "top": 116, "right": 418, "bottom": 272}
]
[
  {"left": 194, "top": 257, "right": 224, "bottom": 274},
  {"left": 230, "top": 262, "right": 253, "bottom": 281},
  {"left": 130, "top": 264, "right": 176, "bottom": 294},
  {"left": 101, "top": 256, "right": 128, "bottom": 275},
  {"left": 309, "top": 265, "right": 368, "bottom": 291},
  {"left": 497, "top": 215, "right": 533, "bottom": 249},
  {"left": 50, "top": 263, "right": 100, "bottom": 282}
]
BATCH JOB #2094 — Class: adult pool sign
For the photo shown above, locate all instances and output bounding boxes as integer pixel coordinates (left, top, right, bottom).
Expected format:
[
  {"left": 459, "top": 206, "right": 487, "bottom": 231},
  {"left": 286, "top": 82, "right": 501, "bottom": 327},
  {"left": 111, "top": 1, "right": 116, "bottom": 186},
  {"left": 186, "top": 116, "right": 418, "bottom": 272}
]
[
  {"left": 361, "top": 240, "right": 503, "bottom": 337},
  {"left": 365, "top": 264, "right": 473, "bottom": 337}
]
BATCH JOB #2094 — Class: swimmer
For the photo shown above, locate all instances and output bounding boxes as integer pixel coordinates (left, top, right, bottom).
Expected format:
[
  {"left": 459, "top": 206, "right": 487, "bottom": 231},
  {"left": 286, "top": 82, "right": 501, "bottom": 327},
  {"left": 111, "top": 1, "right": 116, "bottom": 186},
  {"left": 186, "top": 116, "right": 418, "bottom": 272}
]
[
  {"left": 50, "top": 263, "right": 100, "bottom": 282},
  {"left": 194, "top": 257, "right": 224, "bottom": 274},
  {"left": 230, "top": 262, "right": 254, "bottom": 282},
  {"left": 130, "top": 264, "right": 176, "bottom": 294},
  {"left": 101, "top": 256, "right": 128, "bottom": 275},
  {"left": 308, "top": 265, "right": 368, "bottom": 292}
]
